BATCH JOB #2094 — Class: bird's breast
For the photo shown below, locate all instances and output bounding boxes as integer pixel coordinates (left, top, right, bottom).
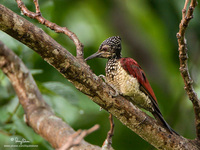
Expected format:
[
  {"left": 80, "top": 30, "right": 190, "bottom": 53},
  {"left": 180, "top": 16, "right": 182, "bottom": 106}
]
[
  {"left": 105, "top": 60, "right": 152, "bottom": 111},
  {"left": 106, "top": 60, "right": 140, "bottom": 95}
]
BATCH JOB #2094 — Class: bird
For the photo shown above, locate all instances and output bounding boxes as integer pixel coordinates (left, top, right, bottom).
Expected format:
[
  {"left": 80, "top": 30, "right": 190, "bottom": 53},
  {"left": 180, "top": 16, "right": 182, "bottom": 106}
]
[{"left": 85, "top": 36, "right": 178, "bottom": 134}]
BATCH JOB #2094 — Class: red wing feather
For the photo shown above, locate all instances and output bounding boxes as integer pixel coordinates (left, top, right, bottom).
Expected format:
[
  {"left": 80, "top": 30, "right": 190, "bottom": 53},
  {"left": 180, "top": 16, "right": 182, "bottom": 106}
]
[
  {"left": 120, "top": 58, "right": 157, "bottom": 103},
  {"left": 120, "top": 58, "right": 178, "bottom": 134}
]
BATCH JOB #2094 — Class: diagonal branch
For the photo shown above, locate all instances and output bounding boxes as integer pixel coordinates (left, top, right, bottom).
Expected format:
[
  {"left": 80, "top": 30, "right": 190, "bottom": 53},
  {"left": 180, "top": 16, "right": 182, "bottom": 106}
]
[
  {"left": 15, "top": 0, "right": 84, "bottom": 59},
  {"left": 0, "top": 40, "right": 100, "bottom": 149},
  {"left": 1, "top": 4, "right": 200, "bottom": 149},
  {"left": 176, "top": 0, "right": 200, "bottom": 139}
]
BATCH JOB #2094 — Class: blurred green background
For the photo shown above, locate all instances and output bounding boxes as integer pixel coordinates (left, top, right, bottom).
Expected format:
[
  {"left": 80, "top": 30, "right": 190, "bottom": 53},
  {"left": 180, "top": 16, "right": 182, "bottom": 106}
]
[{"left": 0, "top": 0, "right": 200, "bottom": 149}]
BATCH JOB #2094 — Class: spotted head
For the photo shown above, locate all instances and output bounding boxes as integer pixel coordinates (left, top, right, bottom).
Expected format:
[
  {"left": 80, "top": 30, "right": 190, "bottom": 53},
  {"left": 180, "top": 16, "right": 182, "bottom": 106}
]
[{"left": 85, "top": 36, "right": 122, "bottom": 61}]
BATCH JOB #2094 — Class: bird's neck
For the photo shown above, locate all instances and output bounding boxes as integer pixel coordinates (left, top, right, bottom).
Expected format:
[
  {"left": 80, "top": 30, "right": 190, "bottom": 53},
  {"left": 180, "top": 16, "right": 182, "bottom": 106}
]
[
  {"left": 110, "top": 52, "right": 121, "bottom": 59},
  {"left": 107, "top": 58, "right": 118, "bottom": 64},
  {"left": 116, "top": 51, "right": 122, "bottom": 59},
  {"left": 106, "top": 58, "right": 120, "bottom": 75}
]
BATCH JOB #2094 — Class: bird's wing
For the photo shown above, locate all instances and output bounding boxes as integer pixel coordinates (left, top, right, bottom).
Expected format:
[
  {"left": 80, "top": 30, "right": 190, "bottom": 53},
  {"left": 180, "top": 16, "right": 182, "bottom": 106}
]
[
  {"left": 120, "top": 57, "right": 158, "bottom": 103},
  {"left": 120, "top": 58, "right": 177, "bottom": 134}
]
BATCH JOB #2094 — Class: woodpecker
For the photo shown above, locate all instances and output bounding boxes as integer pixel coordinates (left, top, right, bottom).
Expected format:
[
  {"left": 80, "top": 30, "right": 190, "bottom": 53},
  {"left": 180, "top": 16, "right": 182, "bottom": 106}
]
[{"left": 86, "top": 36, "right": 177, "bottom": 134}]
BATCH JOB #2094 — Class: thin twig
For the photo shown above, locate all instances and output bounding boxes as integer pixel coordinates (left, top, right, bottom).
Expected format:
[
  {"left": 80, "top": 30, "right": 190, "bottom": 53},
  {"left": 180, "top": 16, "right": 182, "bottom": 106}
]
[
  {"left": 102, "top": 114, "right": 114, "bottom": 150},
  {"left": 176, "top": 0, "right": 200, "bottom": 139},
  {"left": 58, "top": 124, "right": 100, "bottom": 150},
  {"left": 182, "top": 0, "right": 189, "bottom": 18},
  {"left": 15, "top": 0, "right": 84, "bottom": 59},
  {"left": 33, "top": 0, "right": 40, "bottom": 14},
  {"left": 4, "top": 102, "right": 20, "bottom": 124}
]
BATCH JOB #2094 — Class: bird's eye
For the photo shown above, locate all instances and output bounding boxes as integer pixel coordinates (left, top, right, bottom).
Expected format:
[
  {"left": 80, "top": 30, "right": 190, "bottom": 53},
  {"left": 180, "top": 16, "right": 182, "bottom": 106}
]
[
  {"left": 103, "top": 47, "right": 108, "bottom": 51},
  {"left": 102, "top": 47, "right": 109, "bottom": 51}
]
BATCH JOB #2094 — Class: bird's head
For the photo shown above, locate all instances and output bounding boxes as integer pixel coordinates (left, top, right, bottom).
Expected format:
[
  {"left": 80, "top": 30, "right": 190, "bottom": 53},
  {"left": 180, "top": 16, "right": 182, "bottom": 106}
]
[{"left": 85, "top": 36, "right": 122, "bottom": 61}]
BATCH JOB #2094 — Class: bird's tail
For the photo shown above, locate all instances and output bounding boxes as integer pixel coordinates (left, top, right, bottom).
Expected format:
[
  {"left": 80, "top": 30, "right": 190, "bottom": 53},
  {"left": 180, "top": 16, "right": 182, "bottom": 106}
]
[{"left": 152, "top": 111, "right": 179, "bottom": 135}]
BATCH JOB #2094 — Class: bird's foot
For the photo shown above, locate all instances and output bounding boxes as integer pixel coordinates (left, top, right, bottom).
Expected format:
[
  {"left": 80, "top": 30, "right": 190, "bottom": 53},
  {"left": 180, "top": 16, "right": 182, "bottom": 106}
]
[
  {"left": 99, "top": 74, "right": 106, "bottom": 82},
  {"left": 98, "top": 74, "right": 122, "bottom": 98},
  {"left": 109, "top": 84, "right": 121, "bottom": 97},
  {"left": 138, "top": 116, "right": 147, "bottom": 126}
]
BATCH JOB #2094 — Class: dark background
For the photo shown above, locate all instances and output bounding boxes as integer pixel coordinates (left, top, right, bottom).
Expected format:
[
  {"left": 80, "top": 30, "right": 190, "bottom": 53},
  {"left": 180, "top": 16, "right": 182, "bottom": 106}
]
[{"left": 0, "top": 0, "right": 200, "bottom": 149}]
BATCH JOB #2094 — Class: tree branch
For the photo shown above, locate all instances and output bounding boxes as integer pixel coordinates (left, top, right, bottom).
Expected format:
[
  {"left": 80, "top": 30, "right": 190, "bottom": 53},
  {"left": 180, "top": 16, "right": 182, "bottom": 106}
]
[
  {"left": 16, "top": 0, "right": 84, "bottom": 59},
  {"left": 176, "top": 0, "right": 200, "bottom": 139},
  {"left": 0, "top": 4, "right": 200, "bottom": 149},
  {"left": 57, "top": 124, "right": 99, "bottom": 150},
  {"left": 0, "top": 40, "right": 100, "bottom": 149},
  {"left": 102, "top": 114, "right": 114, "bottom": 150}
]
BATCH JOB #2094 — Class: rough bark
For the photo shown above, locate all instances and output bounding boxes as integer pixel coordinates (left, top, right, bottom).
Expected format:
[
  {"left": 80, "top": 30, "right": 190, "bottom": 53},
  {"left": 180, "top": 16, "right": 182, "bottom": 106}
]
[
  {"left": 0, "top": 40, "right": 100, "bottom": 149},
  {"left": 0, "top": 4, "right": 200, "bottom": 149},
  {"left": 177, "top": 0, "right": 200, "bottom": 139}
]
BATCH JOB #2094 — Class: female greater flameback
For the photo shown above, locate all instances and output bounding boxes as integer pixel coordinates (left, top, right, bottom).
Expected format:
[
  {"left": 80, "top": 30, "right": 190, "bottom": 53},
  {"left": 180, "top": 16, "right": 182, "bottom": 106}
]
[{"left": 86, "top": 36, "right": 177, "bottom": 134}]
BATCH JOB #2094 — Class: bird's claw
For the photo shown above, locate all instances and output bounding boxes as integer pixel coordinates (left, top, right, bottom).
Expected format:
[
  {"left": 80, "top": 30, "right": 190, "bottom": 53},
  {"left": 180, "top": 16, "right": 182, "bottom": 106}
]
[
  {"left": 106, "top": 82, "right": 122, "bottom": 97},
  {"left": 110, "top": 88, "right": 120, "bottom": 97},
  {"left": 99, "top": 74, "right": 106, "bottom": 82},
  {"left": 138, "top": 116, "right": 147, "bottom": 126},
  {"left": 98, "top": 74, "right": 121, "bottom": 97}
]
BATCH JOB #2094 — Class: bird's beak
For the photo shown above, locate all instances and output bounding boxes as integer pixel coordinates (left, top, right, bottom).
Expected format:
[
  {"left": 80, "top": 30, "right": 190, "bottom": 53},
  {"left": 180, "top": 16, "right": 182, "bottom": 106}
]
[{"left": 85, "top": 51, "right": 101, "bottom": 61}]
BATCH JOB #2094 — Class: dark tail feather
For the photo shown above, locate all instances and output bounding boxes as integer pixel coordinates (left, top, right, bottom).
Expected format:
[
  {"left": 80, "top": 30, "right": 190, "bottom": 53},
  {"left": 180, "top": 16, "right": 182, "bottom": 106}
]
[{"left": 152, "top": 111, "right": 179, "bottom": 135}]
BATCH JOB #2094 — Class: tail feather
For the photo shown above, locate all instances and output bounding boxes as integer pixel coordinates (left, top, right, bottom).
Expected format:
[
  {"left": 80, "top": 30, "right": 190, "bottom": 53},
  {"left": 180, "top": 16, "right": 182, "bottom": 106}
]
[{"left": 152, "top": 111, "right": 179, "bottom": 135}]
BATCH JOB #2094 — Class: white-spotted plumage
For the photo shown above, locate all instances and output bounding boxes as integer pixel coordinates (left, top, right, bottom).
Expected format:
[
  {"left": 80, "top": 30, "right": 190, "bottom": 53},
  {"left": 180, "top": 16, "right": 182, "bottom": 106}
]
[{"left": 106, "top": 59, "right": 153, "bottom": 112}]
